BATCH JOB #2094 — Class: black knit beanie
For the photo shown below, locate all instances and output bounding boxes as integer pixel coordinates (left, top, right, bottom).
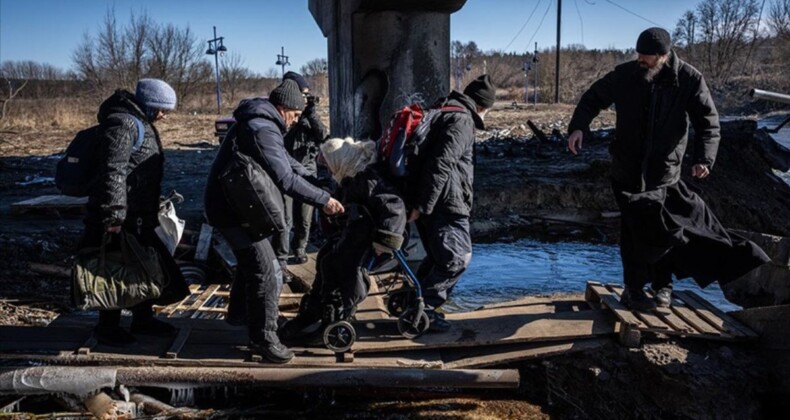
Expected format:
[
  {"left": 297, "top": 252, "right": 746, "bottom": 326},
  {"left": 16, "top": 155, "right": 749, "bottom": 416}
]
[
  {"left": 284, "top": 71, "right": 310, "bottom": 91},
  {"left": 463, "top": 74, "right": 496, "bottom": 109},
  {"left": 269, "top": 79, "right": 305, "bottom": 111},
  {"left": 636, "top": 27, "right": 671, "bottom": 55}
]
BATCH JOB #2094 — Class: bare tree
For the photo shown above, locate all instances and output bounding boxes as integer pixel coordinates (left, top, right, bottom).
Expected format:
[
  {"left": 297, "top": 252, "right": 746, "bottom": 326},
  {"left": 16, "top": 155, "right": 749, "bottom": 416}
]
[
  {"left": 769, "top": 0, "right": 790, "bottom": 38},
  {"left": 300, "top": 58, "right": 327, "bottom": 77},
  {"left": 220, "top": 52, "right": 251, "bottom": 105},
  {"left": 695, "top": 0, "right": 763, "bottom": 84},
  {"left": 147, "top": 22, "right": 211, "bottom": 105},
  {"left": 0, "top": 75, "right": 28, "bottom": 122}
]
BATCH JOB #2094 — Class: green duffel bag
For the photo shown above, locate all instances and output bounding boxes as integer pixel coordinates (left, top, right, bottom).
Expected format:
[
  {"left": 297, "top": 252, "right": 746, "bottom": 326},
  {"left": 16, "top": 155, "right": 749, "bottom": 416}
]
[{"left": 72, "top": 231, "right": 166, "bottom": 311}]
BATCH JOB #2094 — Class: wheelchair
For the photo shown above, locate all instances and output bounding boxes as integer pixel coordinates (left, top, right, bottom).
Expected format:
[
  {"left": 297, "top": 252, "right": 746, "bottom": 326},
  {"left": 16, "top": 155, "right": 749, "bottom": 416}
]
[{"left": 321, "top": 247, "right": 431, "bottom": 353}]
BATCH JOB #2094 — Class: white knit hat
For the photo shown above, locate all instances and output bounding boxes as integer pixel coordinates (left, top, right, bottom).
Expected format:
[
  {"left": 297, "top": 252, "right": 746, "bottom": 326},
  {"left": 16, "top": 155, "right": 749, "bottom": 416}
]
[{"left": 320, "top": 137, "right": 378, "bottom": 182}]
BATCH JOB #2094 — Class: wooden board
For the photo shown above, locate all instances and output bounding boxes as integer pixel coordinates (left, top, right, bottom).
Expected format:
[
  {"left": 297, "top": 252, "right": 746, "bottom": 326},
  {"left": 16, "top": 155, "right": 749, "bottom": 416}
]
[
  {"left": 442, "top": 338, "right": 610, "bottom": 369},
  {"left": 350, "top": 307, "right": 616, "bottom": 354},
  {"left": 10, "top": 195, "right": 87, "bottom": 215}
]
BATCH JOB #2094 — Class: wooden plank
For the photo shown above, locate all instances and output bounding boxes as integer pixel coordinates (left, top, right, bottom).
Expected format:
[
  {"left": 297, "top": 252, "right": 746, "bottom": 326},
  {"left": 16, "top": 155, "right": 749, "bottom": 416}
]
[
  {"left": 443, "top": 338, "right": 610, "bottom": 369},
  {"left": 194, "top": 224, "right": 213, "bottom": 261},
  {"left": 643, "top": 290, "right": 698, "bottom": 334},
  {"left": 186, "top": 284, "right": 221, "bottom": 318},
  {"left": 11, "top": 195, "right": 88, "bottom": 207},
  {"left": 588, "top": 284, "right": 648, "bottom": 329},
  {"left": 351, "top": 307, "right": 615, "bottom": 354},
  {"left": 674, "top": 291, "right": 757, "bottom": 338},
  {"left": 164, "top": 326, "right": 192, "bottom": 359},
  {"left": 669, "top": 302, "right": 723, "bottom": 336},
  {"left": 356, "top": 277, "right": 389, "bottom": 321},
  {"left": 604, "top": 285, "right": 670, "bottom": 331}
]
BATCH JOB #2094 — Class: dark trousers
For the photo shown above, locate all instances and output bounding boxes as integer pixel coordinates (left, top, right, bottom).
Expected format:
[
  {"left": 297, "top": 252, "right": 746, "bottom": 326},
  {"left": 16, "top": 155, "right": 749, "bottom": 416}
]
[
  {"left": 415, "top": 212, "right": 472, "bottom": 309},
  {"left": 302, "top": 222, "right": 373, "bottom": 312},
  {"left": 291, "top": 200, "right": 314, "bottom": 255},
  {"left": 611, "top": 182, "right": 674, "bottom": 291},
  {"left": 221, "top": 227, "right": 283, "bottom": 345},
  {"left": 79, "top": 222, "right": 189, "bottom": 328},
  {"left": 271, "top": 193, "right": 292, "bottom": 263}
]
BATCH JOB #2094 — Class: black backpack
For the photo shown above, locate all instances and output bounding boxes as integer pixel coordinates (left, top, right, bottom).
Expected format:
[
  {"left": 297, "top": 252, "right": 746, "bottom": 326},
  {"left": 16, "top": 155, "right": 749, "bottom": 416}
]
[{"left": 55, "top": 115, "right": 145, "bottom": 197}]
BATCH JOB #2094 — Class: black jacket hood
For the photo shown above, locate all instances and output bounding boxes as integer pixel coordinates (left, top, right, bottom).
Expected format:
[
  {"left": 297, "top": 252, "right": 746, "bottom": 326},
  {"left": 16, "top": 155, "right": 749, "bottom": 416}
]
[
  {"left": 233, "top": 97, "right": 286, "bottom": 133},
  {"left": 97, "top": 89, "right": 146, "bottom": 123}
]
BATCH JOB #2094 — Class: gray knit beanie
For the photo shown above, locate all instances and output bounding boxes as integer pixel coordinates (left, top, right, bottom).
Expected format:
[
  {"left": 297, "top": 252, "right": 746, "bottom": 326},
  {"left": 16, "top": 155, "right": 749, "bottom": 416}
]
[
  {"left": 135, "top": 78, "right": 177, "bottom": 111},
  {"left": 269, "top": 79, "right": 305, "bottom": 111}
]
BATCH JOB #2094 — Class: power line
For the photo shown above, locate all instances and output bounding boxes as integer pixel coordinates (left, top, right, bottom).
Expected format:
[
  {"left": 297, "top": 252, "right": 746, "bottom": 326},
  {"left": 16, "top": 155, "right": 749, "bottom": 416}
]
[
  {"left": 604, "top": 0, "right": 662, "bottom": 27},
  {"left": 502, "top": 0, "right": 543, "bottom": 52},
  {"left": 574, "top": 0, "right": 585, "bottom": 46},
  {"left": 526, "top": 0, "right": 554, "bottom": 51}
]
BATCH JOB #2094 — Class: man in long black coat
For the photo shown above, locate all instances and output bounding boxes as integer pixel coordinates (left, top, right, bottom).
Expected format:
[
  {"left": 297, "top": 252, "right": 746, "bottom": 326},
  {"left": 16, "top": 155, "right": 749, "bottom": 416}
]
[{"left": 567, "top": 27, "right": 770, "bottom": 311}]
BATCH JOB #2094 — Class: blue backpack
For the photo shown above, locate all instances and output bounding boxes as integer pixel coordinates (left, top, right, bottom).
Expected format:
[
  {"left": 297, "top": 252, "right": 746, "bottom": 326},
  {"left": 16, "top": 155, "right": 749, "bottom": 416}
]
[{"left": 55, "top": 115, "right": 145, "bottom": 197}]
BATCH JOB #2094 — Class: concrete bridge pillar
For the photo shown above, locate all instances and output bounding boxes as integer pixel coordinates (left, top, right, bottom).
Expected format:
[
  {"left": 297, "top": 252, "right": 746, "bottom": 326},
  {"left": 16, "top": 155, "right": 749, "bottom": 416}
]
[{"left": 309, "top": 0, "right": 467, "bottom": 140}]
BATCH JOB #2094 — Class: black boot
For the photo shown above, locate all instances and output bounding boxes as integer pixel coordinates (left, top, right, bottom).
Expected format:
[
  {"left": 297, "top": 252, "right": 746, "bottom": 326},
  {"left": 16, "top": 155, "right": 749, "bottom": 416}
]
[
  {"left": 250, "top": 340, "right": 295, "bottom": 364},
  {"left": 279, "top": 293, "right": 323, "bottom": 343},
  {"left": 621, "top": 286, "right": 657, "bottom": 312}
]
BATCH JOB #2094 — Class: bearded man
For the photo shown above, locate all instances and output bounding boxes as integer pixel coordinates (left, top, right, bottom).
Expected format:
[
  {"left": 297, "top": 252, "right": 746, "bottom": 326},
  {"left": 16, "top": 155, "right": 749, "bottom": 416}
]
[{"left": 567, "top": 27, "right": 769, "bottom": 311}]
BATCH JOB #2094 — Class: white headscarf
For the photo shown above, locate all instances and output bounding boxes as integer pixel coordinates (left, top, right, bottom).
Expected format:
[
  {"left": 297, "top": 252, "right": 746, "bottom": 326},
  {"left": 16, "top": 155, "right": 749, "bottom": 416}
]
[{"left": 320, "top": 137, "right": 378, "bottom": 183}]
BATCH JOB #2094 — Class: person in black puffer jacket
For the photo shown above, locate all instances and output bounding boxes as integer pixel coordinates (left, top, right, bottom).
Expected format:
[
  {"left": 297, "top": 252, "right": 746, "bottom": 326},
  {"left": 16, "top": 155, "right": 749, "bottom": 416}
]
[
  {"left": 407, "top": 75, "right": 495, "bottom": 332},
  {"left": 273, "top": 71, "right": 328, "bottom": 266},
  {"left": 204, "top": 79, "right": 344, "bottom": 364},
  {"left": 81, "top": 79, "right": 190, "bottom": 347},
  {"left": 567, "top": 28, "right": 769, "bottom": 311},
  {"left": 279, "top": 137, "right": 406, "bottom": 343}
]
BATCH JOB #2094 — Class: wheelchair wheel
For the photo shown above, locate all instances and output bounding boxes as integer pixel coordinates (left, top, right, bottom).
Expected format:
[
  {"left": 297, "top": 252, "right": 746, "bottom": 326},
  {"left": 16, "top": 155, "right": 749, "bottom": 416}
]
[
  {"left": 386, "top": 289, "right": 414, "bottom": 318},
  {"left": 397, "top": 308, "right": 430, "bottom": 339},
  {"left": 323, "top": 320, "right": 356, "bottom": 353}
]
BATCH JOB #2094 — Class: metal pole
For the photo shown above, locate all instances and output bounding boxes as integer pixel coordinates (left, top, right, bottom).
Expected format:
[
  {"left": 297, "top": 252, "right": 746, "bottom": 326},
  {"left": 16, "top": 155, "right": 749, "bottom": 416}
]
[
  {"left": 524, "top": 60, "right": 529, "bottom": 104},
  {"left": 0, "top": 367, "right": 521, "bottom": 392},
  {"left": 534, "top": 42, "right": 539, "bottom": 105},
  {"left": 213, "top": 26, "right": 222, "bottom": 114},
  {"left": 555, "top": 0, "right": 562, "bottom": 103}
]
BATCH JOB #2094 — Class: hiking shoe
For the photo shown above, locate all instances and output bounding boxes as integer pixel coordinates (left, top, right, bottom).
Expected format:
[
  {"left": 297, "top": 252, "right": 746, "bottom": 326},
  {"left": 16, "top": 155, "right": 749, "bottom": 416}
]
[
  {"left": 251, "top": 341, "right": 295, "bottom": 364},
  {"left": 653, "top": 287, "right": 673, "bottom": 308},
  {"left": 130, "top": 317, "right": 177, "bottom": 337},
  {"left": 620, "top": 286, "right": 657, "bottom": 312},
  {"left": 426, "top": 311, "right": 451, "bottom": 333},
  {"left": 94, "top": 326, "right": 137, "bottom": 347}
]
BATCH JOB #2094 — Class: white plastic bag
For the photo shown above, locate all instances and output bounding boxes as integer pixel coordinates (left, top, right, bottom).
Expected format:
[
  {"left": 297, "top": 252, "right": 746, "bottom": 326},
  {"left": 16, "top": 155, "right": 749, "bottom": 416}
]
[{"left": 155, "top": 199, "right": 185, "bottom": 255}]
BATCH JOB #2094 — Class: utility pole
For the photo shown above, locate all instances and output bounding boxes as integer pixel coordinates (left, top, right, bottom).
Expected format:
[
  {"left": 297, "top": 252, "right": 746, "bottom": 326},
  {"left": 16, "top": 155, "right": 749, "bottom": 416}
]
[
  {"left": 533, "top": 42, "right": 539, "bottom": 105},
  {"left": 205, "top": 26, "right": 228, "bottom": 115},
  {"left": 523, "top": 58, "right": 530, "bottom": 104},
  {"left": 555, "top": 0, "right": 562, "bottom": 103},
  {"left": 275, "top": 46, "right": 290, "bottom": 78}
]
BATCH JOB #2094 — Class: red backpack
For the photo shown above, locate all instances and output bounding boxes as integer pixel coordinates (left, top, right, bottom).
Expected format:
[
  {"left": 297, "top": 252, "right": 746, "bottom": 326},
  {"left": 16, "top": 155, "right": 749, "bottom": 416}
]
[{"left": 378, "top": 103, "right": 466, "bottom": 178}]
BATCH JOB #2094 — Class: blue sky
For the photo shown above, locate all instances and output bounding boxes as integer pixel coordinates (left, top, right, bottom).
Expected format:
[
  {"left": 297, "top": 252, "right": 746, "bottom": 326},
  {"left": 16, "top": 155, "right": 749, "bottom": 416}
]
[{"left": 0, "top": 0, "right": 694, "bottom": 75}]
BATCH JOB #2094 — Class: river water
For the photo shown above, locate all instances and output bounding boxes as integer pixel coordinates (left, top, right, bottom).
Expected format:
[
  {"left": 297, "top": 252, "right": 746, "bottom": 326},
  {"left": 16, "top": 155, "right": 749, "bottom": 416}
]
[{"left": 445, "top": 238, "right": 738, "bottom": 312}]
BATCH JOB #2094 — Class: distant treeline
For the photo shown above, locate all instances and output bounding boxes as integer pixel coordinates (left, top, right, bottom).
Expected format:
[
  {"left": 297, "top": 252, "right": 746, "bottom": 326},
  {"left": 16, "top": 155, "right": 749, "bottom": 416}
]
[{"left": 2, "top": 0, "right": 789, "bottom": 121}]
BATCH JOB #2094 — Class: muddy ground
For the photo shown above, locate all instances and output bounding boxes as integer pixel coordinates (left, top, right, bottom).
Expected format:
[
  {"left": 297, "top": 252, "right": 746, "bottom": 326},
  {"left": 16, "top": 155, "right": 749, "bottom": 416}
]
[{"left": 1, "top": 104, "right": 789, "bottom": 418}]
